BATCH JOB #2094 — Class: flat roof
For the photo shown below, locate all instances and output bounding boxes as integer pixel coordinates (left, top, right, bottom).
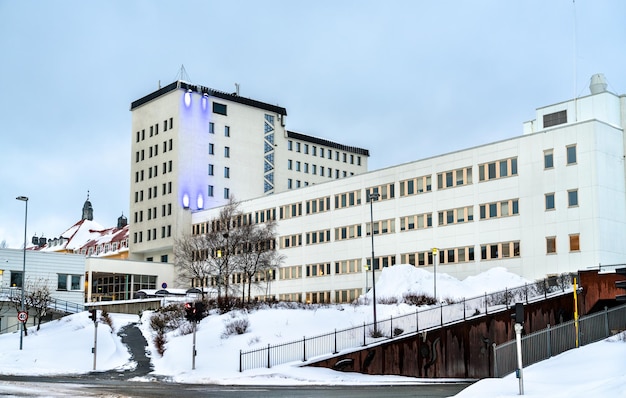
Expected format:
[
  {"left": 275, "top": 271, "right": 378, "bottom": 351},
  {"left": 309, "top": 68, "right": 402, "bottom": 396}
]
[{"left": 130, "top": 81, "right": 288, "bottom": 116}]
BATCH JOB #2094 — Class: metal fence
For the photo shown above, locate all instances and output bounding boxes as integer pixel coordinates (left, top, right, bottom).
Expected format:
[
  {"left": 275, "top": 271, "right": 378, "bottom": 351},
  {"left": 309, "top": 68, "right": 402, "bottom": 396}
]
[
  {"left": 0, "top": 287, "right": 84, "bottom": 314},
  {"left": 239, "top": 277, "right": 571, "bottom": 372},
  {"left": 493, "top": 304, "right": 626, "bottom": 377}
]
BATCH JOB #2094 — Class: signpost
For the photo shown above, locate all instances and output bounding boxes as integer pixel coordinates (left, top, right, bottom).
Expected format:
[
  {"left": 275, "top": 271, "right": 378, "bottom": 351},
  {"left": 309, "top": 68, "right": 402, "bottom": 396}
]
[{"left": 17, "top": 311, "right": 28, "bottom": 323}]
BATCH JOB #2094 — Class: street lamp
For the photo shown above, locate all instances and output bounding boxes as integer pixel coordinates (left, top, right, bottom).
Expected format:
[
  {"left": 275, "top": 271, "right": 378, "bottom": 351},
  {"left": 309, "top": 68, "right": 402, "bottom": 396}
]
[
  {"left": 369, "top": 192, "right": 380, "bottom": 330},
  {"left": 16, "top": 195, "right": 28, "bottom": 350}
]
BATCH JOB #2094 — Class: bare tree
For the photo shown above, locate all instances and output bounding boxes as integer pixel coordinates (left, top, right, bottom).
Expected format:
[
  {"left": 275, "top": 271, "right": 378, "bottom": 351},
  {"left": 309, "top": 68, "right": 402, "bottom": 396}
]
[
  {"left": 173, "top": 198, "right": 247, "bottom": 301},
  {"left": 9, "top": 278, "right": 52, "bottom": 334},
  {"left": 235, "top": 219, "right": 284, "bottom": 302}
]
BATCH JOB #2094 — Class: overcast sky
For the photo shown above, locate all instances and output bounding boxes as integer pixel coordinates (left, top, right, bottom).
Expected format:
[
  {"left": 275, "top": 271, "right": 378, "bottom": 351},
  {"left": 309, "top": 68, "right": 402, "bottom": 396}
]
[{"left": 1, "top": 0, "right": 625, "bottom": 248}]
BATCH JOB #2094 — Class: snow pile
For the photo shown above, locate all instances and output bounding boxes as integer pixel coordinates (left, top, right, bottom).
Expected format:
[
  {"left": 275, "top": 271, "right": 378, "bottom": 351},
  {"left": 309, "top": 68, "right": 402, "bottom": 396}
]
[{"left": 370, "top": 264, "right": 531, "bottom": 302}]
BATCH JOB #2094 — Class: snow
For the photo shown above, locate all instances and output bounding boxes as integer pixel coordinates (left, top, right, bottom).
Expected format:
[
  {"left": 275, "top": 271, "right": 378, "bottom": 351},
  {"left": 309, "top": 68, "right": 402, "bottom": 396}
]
[{"left": 0, "top": 265, "right": 624, "bottom": 397}]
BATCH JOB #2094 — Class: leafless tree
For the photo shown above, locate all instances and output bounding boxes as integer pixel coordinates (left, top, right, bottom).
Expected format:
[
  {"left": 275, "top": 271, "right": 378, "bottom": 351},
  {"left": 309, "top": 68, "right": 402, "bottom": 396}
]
[
  {"left": 234, "top": 220, "right": 284, "bottom": 303},
  {"left": 9, "top": 278, "right": 52, "bottom": 333}
]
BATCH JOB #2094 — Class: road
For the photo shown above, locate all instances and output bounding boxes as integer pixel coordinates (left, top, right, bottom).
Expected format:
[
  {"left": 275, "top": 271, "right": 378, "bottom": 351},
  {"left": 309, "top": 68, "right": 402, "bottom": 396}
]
[{"left": 0, "top": 377, "right": 471, "bottom": 397}]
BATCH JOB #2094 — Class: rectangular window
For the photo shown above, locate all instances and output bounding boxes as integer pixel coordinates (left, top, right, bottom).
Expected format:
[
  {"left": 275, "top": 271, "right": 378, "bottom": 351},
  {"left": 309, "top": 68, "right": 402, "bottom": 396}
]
[
  {"left": 568, "top": 190, "right": 578, "bottom": 207},
  {"left": 209, "top": 122, "right": 214, "bottom": 134},
  {"left": 567, "top": 145, "right": 577, "bottom": 165},
  {"left": 208, "top": 164, "right": 214, "bottom": 176},
  {"left": 224, "top": 126, "right": 230, "bottom": 136},
  {"left": 304, "top": 144, "right": 309, "bottom": 154},
  {"left": 543, "top": 110, "right": 567, "bottom": 128},
  {"left": 224, "top": 167, "right": 230, "bottom": 178},
  {"left": 569, "top": 234, "right": 580, "bottom": 251},
  {"left": 288, "top": 159, "right": 293, "bottom": 170},
  {"left": 10, "top": 271, "right": 23, "bottom": 288},
  {"left": 546, "top": 236, "right": 556, "bottom": 254},
  {"left": 296, "top": 142, "right": 301, "bottom": 152},
  {"left": 224, "top": 188, "right": 230, "bottom": 199},
  {"left": 224, "top": 147, "right": 230, "bottom": 158},
  {"left": 209, "top": 143, "right": 214, "bottom": 155},
  {"left": 544, "top": 150, "right": 554, "bottom": 169},
  {"left": 545, "top": 193, "right": 555, "bottom": 210},
  {"left": 208, "top": 185, "right": 214, "bottom": 197},
  {"left": 57, "top": 274, "right": 68, "bottom": 290},
  {"left": 71, "top": 275, "right": 81, "bottom": 290},
  {"left": 213, "top": 102, "right": 227, "bottom": 115}
]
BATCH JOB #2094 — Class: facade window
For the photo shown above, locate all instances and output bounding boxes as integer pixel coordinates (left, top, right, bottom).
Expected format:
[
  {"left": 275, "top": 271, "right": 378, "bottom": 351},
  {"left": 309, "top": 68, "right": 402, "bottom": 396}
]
[
  {"left": 546, "top": 236, "right": 556, "bottom": 254},
  {"left": 478, "top": 158, "right": 517, "bottom": 182},
  {"left": 287, "top": 159, "right": 293, "bottom": 170},
  {"left": 335, "top": 190, "right": 362, "bottom": 209},
  {"left": 544, "top": 150, "right": 554, "bottom": 169},
  {"left": 306, "top": 196, "right": 331, "bottom": 214},
  {"left": 213, "top": 102, "right": 227, "bottom": 115},
  {"left": 209, "top": 122, "right": 214, "bottom": 134},
  {"left": 224, "top": 126, "right": 230, "bottom": 137},
  {"left": 438, "top": 206, "right": 474, "bottom": 226},
  {"left": 224, "top": 188, "right": 230, "bottom": 199},
  {"left": 545, "top": 193, "right": 555, "bottom": 210},
  {"left": 224, "top": 146, "right": 230, "bottom": 158},
  {"left": 57, "top": 274, "right": 68, "bottom": 290},
  {"left": 224, "top": 167, "right": 230, "bottom": 178},
  {"left": 569, "top": 234, "right": 580, "bottom": 251},
  {"left": 438, "top": 167, "right": 473, "bottom": 189},
  {"left": 296, "top": 142, "right": 301, "bottom": 152},
  {"left": 279, "top": 202, "right": 303, "bottom": 219},
  {"left": 207, "top": 185, "right": 214, "bottom": 197},
  {"left": 288, "top": 140, "right": 293, "bottom": 151},
  {"left": 366, "top": 218, "right": 395, "bottom": 236},
  {"left": 399, "top": 175, "right": 432, "bottom": 196},
  {"left": 305, "top": 229, "right": 331, "bottom": 245},
  {"left": 319, "top": 148, "right": 325, "bottom": 157},
  {"left": 296, "top": 161, "right": 301, "bottom": 172},
  {"left": 312, "top": 146, "right": 317, "bottom": 156},
  {"left": 334, "top": 224, "right": 362, "bottom": 241},
  {"left": 567, "top": 145, "right": 577, "bottom": 165},
  {"left": 304, "top": 144, "right": 309, "bottom": 154},
  {"left": 480, "top": 241, "right": 520, "bottom": 260},
  {"left": 543, "top": 110, "right": 567, "bottom": 128},
  {"left": 399, "top": 213, "right": 432, "bottom": 231},
  {"left": 365, "top": 183, "right": 395, "bottom": 201},
  {"left": 304, "top": 163, "right": 309, "bottom": 173},
  {"left": 208, "top": 164, "right": 214, "bottom": 176},
  {"left": 312, "top": 164, "right": 317, "bottom": 175},
  {"left": 568, "top": 190, "right": 578, "bottom": 207},
  {"left": 479, "top": 199, "right": 519, "bottom": 220},
  {"left": 209, "top": 143, "right": 214, "bottom": 155},
  {"left": 10, "top": 271, "right": 23, "bottom": 288},
  {"left": 287, "top": 178, "right": 292, "bottom": 189}
]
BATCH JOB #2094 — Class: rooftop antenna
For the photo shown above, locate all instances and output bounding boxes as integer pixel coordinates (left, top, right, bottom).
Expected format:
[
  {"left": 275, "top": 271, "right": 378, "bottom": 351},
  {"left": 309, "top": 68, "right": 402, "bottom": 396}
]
[{"left": 175, "top": 64, "right": 192, "bottom": 83}]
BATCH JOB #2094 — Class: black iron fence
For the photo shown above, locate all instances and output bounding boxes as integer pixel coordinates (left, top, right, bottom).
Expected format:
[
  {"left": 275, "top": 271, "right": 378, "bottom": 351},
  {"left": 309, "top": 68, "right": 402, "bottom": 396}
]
[
  {"left": 239, "top": 277, "right": 572, "bottom": 372},
  {"left": 493, "top": 304, "right": 626, "bottom": 377}
]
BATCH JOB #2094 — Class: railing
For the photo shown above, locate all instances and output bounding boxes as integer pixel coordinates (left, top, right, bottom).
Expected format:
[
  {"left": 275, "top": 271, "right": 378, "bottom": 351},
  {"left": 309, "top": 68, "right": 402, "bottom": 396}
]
[
  {"left": 493, "top": 304, "right": 626, "bottom": 377},
  {"left": 0, "top": 287, "right": 84, "bottom": 314},
  {"left": 239, "top": 277, "right": 571, "bottom": 372}
]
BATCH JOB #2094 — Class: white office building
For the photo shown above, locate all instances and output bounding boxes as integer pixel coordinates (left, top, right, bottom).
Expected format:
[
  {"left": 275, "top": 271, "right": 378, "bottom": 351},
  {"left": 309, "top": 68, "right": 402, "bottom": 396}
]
[
  {"left": 129, "top": 81, "right": 369, "bottom": 263},
  {"left": 189, "top": 74, "right": 626, "bottom": 303}
]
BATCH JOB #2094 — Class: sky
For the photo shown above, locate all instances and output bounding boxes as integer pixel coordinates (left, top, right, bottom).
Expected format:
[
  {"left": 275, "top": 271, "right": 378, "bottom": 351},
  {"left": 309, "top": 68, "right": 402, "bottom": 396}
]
[
  {"left": 1, "top": 0, "right": 625, "bottom": 248},
  {"left": 0, "top": 265, "right": 624, "bottom": 397}
]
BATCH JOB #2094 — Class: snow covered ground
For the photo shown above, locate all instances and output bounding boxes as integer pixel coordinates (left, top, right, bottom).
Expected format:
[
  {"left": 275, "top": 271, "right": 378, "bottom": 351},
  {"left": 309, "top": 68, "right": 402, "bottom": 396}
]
[{"left": 0, "top": 265, "right": 624, "bottom": 397}]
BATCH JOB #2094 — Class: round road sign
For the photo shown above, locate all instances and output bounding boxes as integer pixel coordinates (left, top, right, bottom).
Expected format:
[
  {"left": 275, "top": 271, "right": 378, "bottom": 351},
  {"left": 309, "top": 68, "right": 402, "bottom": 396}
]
[{"left": 17, "top": 311, "right": 28, "bottom": 323}]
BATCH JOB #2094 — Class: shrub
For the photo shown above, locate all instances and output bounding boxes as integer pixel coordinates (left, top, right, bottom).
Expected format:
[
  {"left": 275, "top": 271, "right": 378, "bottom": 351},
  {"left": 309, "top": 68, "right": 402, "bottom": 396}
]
[
  {"left": 100, "top": 309, "right": 114, "bottom": 332},
  {"left": 369, "top": 327, "right": 384, "bottom": 338},
  {"left": 221, "top": 311, "right": 249, "bottom": 338},
  {"left": 154, "top": 332, "right": 167, "bottom": 356},
  {"left": 402, "top": 292, "right": 436, "bottom": 306},
  {"left": 378, "top": 296, "right": 399, "bottom": 305}
]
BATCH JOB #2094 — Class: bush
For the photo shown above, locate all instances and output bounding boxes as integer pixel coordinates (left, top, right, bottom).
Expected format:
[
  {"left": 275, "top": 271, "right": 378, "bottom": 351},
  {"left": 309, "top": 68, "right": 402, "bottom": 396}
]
[
  {"left": 378, "top": 296, "right": 399, "bottom": 305},
  {"left": 402, "top": 292, "right": 436, "bottom": 306},
  {"left": 154, "top": 332, "right": 167, "bottom": 356},
  {"left": 100, "top": 309, "right": 114, "bottom": 332},
  {"left": 221, "top": 311, "right": 249, "bottom": 338}
]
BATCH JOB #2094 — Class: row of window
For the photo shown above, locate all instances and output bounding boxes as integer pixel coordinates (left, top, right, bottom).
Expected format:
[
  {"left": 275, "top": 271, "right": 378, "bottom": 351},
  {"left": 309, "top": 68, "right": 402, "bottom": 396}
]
[
  {"left": 133, "top": 225, "right": 172, "bottom": 244},
  {"left": 208, "top": 122, "right": 230, "bottom": 136},
  {"left": 77, "top": 239, "right": 129, "bottom": 257},
  {"left": 545, "top": 190, "right": 578, "bottom": 210},
  {"left": 287, "top": 140, "right": 362, "bottom": 166},
  {"left": 287, "top": 160, "right": 355, "bottom": 179},
  {"left": 135, "top": 118, "right": 173, "bottom": 143},
  {"left": 134, "top": 203, "right": 172, "bottom": 224},
  {"left": 544, "top": 145, "right": 577, "bottom": 168},
  {"left": 546, "top": 234, "right": 580, "bottom": 253}
]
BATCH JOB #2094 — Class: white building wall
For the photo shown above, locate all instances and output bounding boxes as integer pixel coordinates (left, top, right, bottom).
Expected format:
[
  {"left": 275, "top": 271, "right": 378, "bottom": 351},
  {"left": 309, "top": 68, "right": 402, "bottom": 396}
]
[{"left": 191, "top": 87, "right": 626, "bottom": 302}]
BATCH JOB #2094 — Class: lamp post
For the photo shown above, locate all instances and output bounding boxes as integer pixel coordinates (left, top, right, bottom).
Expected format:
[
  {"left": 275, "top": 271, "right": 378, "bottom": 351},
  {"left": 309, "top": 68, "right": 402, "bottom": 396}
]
[
  {"left": 369, "top": 192, "right": 380, "bottom": 330},
  {"left": 16, "top": 195, "right": 28, "bottom": 350},
  {"left": 431, "top": 247, "right": 438, "bottom": 301}
]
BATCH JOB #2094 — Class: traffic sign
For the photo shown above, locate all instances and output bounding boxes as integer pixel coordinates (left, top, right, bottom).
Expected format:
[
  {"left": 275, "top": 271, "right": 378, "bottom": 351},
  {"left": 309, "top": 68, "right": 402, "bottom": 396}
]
[{"left": 17, "top": 311, "right": 28, "bottom": 323}]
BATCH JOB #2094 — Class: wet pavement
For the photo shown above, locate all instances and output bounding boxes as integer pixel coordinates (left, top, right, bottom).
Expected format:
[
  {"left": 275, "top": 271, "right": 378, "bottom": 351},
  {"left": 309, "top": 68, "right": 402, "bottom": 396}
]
[{"left": 94, "top": 322, "right": 154, "bottom": 380}]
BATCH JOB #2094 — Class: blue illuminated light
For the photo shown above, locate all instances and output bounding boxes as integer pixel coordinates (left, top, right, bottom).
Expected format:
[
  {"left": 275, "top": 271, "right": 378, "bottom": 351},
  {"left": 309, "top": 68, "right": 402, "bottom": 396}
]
[
  {"left": 184, "top": 89, "right": 192, "bottom": 107},
  {"left": 197, "top": 194, "right": 204, "bottom": 210},
  {"left": 182, "top": 193, "right": 190, "bottom": 209},
  {"left": 202, "top": 93, "right": 208, "bottom": 111}
]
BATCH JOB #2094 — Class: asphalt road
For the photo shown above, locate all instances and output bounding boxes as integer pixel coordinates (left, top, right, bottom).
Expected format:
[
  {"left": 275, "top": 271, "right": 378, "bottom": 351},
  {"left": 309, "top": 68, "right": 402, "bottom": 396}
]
[{"left": 0, "top": 377, "right": 471, "bottom": 397}]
